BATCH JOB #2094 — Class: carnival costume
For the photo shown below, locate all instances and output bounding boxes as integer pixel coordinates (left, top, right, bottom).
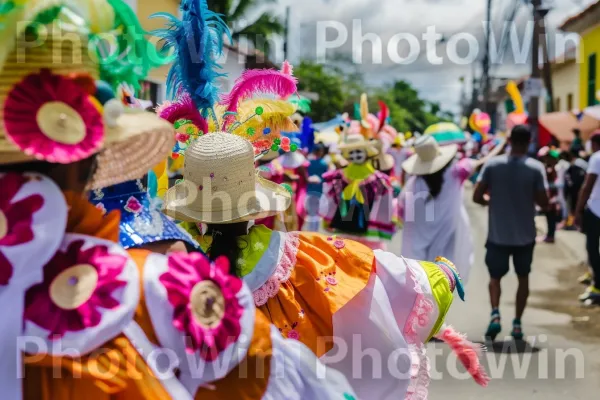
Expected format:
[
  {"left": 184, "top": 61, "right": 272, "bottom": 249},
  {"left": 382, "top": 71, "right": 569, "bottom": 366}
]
[
  {"left": 320, "top": 96, "right": 396, "bottom": 250},
  {"left": 154, "top": 6, "right": 491, "bottom": 394}
]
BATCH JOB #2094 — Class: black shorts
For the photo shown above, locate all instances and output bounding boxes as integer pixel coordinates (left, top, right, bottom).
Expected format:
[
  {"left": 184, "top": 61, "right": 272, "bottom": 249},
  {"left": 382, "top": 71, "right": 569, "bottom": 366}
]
[{"left": 485, "top": 241, "right": 535, "bottom": 279}]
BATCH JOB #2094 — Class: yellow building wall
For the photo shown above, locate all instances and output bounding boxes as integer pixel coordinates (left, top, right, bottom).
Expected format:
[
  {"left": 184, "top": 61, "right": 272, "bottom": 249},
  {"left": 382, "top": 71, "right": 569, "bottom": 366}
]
[
  {"left": 136, "top": 0, "right": 179, "bottom": 83},
  {"left": 579, "top": 24, "right": 600, "bottom": 108},
  {"left": 552, "top": 61, "right": 579, "bottom": 112}
]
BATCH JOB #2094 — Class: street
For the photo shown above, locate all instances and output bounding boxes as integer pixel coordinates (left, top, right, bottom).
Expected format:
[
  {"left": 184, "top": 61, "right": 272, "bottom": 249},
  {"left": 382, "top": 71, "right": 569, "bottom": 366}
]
[{"left": 389, "top": 187, "right": 600, "bottom": 399}]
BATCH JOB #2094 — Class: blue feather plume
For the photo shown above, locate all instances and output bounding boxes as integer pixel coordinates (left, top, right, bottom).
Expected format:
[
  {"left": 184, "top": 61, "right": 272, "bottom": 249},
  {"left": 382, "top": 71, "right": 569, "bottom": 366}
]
[{"left": 150, "top": 0, "right": 231, "bottom": 115}]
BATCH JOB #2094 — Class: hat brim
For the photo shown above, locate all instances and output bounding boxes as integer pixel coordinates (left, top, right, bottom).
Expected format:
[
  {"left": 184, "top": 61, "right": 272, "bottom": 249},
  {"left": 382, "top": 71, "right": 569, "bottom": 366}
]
[
  {"left": 89, "top": 112, "right": 175, "bottom": 189},
  {"left": 338, "top": 139, "right": 379, "bottom": 153},
  {"left": 0, "top": 111, "right": 174, "bottom": 191},
  {"left": 162, "top": 175, "right": 292, "bottom": 224},
  {"left": 402, "top": 144, "right": 458, "bottom": 176}
]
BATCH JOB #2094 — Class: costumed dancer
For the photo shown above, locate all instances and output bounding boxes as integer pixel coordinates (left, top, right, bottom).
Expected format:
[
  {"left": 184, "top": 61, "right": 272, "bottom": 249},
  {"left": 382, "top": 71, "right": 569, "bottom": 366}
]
[
  {"left": 156, "top": 10, "right": 491, "bottom": 398},
  {"left": 321, "top": 94, "right": 396, "bottom": 250},
  {"left": 0, "top": 2, "right": 358, "bottom": 399},
  {"left": 399, "top": 135, "right": 505, "bottom": 283},
  {"left": 0, "top": 0, "right": 178, "bottom": 397}
]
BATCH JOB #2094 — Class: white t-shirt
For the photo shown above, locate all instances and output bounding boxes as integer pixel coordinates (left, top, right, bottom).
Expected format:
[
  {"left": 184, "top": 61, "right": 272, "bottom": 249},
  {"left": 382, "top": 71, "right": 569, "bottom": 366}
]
[{"left": 587, "top": 151, "right": 600, "bottom": 217}]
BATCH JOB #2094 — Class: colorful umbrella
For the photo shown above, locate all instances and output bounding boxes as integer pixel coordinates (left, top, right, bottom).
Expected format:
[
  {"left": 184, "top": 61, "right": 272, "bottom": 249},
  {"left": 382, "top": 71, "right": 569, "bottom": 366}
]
[{"left": 424, "top": 122, "right": 468, "bottom": 145}]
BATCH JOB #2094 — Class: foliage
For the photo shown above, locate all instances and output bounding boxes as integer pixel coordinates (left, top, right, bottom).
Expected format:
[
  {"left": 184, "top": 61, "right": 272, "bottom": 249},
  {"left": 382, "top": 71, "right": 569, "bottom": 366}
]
[
  {"left": 294, "top": 61, "right": 345, "bottom": 122},
  {"left": 206, "top": 0, "right": 284, "bottom": 57},
  {"left": 294, "top": 59, "right": 455, "bottom": 132}
]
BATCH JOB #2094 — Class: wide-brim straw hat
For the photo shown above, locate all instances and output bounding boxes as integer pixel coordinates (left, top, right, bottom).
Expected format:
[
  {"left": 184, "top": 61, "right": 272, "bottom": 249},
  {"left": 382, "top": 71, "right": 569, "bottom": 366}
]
[
  {"left": 338, "top": 133, "right": 379, "bottom": 156},
  {"left": 163, "top": 133, "right": 291, "bottom": 224},
  {"left": 0, "top": 7, "right": 174, "bottom": 190},
  {"left": 402, "top": 135, "right": 458, "bottom": 176}
]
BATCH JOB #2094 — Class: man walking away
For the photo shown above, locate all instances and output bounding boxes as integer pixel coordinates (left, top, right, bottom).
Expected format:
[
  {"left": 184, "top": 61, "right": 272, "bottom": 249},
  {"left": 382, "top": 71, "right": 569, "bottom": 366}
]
[
  {"left": 473, "top": 125, "right": 549, "bottom": 340},
  {"left": 575, "top": 131, "right": 600, "bottom": 306}
]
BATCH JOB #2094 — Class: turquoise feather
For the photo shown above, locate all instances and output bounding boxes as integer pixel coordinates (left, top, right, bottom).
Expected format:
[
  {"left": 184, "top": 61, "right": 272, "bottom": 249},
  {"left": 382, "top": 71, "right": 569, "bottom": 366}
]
[{"left": 150, "top": 0, "right": 231, "bottom": 116}]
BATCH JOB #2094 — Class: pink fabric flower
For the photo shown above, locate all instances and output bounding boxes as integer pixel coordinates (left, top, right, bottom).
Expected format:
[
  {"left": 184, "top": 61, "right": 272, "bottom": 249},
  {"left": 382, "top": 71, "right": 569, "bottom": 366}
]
[
  {"left": 124, "top": 196, "right": 143, "bottom": 214},
  {"left": 333, "top": 239, "right": 345, "bottom": 249},
  {"left": 287, "top": 329, "right": 300, "bottom": 340},
  {"left": 24, "top": 240, "right": 127, "bottom": 338},
  {"left": 326, "top": 276, "right": 338, "bottom": 286},
  {"left": 3, "top": 69, "right": 104, "bottom": 164},
  {"left": 0, "top": 173, "right": 44, "bottom": 285},
  {"left": 160, "top": 253, "right": 244, "bottom": 361}
]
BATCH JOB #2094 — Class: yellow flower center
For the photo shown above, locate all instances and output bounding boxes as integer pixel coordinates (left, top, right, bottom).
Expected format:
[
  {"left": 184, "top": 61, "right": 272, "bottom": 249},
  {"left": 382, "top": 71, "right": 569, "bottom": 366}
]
[
  {"left": 37, "top": 102, "right": 86, "bottom": 145},
  {"left": 49, "top": 264, "right": 99, "bottom": 310},
  {"left": 190, "top": 281, "right": 225, "bottom": 328},
  {"left": 0, "top": 210, "right": 7, "bottom": 240}
]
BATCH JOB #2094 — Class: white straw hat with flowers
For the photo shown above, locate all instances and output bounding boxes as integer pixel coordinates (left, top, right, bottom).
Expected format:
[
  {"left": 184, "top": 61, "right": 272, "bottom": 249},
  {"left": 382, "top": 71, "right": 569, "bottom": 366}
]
[
  {"left": 0, "top": 0, "right": 174, "bottom": 189},
  {"left": 402, "top": 135, "right": 458, "bottom": 175},
  {"left": 163, "top": 133, "right": 291, "bottom": 223},
  {"left": 152, "top": 5, "right": 300, "bottom": 224}
]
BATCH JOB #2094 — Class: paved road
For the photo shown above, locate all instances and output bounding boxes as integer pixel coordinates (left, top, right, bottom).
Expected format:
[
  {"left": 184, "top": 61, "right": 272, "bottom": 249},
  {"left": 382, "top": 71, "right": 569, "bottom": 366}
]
[{"left": 388, "top": 190, "right": 600, "bottom": 399}]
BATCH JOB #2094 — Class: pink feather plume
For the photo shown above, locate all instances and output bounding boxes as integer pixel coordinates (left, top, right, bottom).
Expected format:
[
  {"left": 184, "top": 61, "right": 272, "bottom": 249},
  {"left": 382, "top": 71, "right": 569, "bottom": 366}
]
[
  {"left": 378, "top": 101, "right": 389, "bottom": 133},
  {"left": 219, "top": 69, "right": 298, "bottom": 130},
  {"left": 435, "top": 326, "right": 490, "bottom": 387},
  {"left": 281, "top": 60, "right": 293, "bottom": 76},
  {"left": 158, "top": 93, "right": 208, "bottom": 134}
]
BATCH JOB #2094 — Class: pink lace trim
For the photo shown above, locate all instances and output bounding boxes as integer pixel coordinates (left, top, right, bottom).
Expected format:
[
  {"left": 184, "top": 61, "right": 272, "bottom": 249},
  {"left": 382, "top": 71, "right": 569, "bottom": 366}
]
[
  {"left": 403, "top": 257, "right": 435, "bottom": 400},
  {"left": 253, "top": 232, "right": 300, "bottom": 306}
]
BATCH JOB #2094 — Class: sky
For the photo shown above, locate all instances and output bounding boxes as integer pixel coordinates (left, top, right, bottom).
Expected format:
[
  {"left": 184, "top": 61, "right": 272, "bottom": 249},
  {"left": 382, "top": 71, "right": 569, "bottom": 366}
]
[{"left": 258, "top": 0, "right": 598, "bottom": 115}]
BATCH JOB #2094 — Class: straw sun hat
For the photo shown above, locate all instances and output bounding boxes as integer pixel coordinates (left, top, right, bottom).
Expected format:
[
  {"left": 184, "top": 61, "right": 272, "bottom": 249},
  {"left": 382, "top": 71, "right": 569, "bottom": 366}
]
[
  {"left": 338, "top": 133, "right": 379, "bottom": 158},
  {"left": 402, "top": 135, "right": 458, "bottom": 176},
  {"left": 163, "top": 133, "right": 292, "bottom": 224},
  {"left": 0, "top": 5, "right": 173, "bottom": 190}
]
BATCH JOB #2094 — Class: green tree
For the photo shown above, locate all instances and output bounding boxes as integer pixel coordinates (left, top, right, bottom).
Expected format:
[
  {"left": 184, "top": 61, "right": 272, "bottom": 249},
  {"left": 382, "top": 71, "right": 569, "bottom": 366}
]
[
  {"left": 207, "top": 0, "right": 284, "bottom": 56},
  {"left": 294, "top": 61, "right": 345, "bottom": 122}
]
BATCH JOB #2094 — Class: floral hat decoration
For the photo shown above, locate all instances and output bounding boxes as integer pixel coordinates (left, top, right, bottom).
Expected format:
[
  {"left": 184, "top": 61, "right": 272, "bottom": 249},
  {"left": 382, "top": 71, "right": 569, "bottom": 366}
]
[
  {"left": 143, "top": 251, "right": 255, "bottom": 395},
  {"left": 22, "top": 233, "right": 141, "bottom": 352},
  {"left": 0, "top": 172, "right": 67, "bottom": 399},
  {"left": 0, "top": 0, "right": 174, "bottom": 190},
  {"left": 151, "top": 0, "right": 298, "bottom": 223}
]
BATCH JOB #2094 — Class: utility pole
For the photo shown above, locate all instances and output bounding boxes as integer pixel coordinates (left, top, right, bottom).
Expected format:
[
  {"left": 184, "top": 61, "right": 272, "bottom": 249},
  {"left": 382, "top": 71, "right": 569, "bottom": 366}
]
[
  {"left": 529, "top": 0, "right": 543, "bottom": 148},
  {"left": 540, "top": 8, "right": 553, "bottom": 112},
  {"left": 283, "top": 6, "right": 291, "bottom": 60},
  {"left": 482, "top": 0, "right": 493, "bottom": 112}
]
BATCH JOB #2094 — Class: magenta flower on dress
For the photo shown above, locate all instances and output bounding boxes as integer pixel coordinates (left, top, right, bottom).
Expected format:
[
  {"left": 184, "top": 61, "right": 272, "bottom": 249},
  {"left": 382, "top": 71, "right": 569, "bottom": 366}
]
[
  {"left": 160, "top": 253, "right": 244, "bottom": 361},
  {"left": 3, "top": 69, "right": 104, "bottom": 164},
  {"left": 0, "top": 173, "right": 44, "bottom": 285},
  {"left": 24, "top": 240, "right": 127, "bottom": 338}
]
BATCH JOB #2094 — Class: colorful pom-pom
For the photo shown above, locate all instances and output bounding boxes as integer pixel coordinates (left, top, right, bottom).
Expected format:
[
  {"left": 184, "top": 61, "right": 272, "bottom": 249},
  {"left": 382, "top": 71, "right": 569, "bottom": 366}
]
[
  {"left": 274, "top": 138, "right": 281, "bottom": 145},
  {"left": 290, "top": 144, "right": 298, "bottom": 152},
  {"left": 281, "top": 137, "right": 291, "bottom": 145},
  {"left": 247, "top": 127, "right": 255, "bottom": 135},
  {"left": 271, "top": 144, "right": 279, "bottom": 151},
  {"left": 281, "top": 144, "right": 290, "bottom": 152},
  {"left": 175, "top": 133, "right": 190, "bottom": 143},
  {"left": 171, "top": 152, "right": 180, "bottom": 159},
  {"left": 255, "top": 106, "right": 264, "bottom": 115},
  {"left": 263, "top": 127, "right": 271, "bottom": 135}
]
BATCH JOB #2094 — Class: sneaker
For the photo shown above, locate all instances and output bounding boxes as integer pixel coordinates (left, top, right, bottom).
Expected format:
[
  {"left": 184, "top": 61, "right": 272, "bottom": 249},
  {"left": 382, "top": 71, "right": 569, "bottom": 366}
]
[
  {"left": 511, "top": 319, "right": 524, "bottom": 341},
  {"left": 579, "top": 286, "right": 600, "bottom": 302},
  {"left": 543, "top": 236, "right": 555, "bottom": 244},
  {"left": 485, "top": 310, "right": 502, "bottom": 341},
  {"left": 583, "top": 293, "right": 600, "bottom": 307},
  {"left": 578, "top": 272, "right": 593, "bottom": 286}
]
